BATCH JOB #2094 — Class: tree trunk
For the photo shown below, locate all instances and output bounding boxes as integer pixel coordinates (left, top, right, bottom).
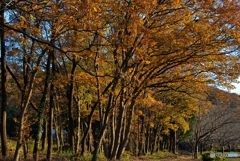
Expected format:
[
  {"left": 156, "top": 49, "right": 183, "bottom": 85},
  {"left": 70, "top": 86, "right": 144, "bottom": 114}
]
[
  {"left": 54, "top": 95, "right": 62, "bottom": 152},
  {"left": 68, "top": 59, "right": 77, "bottom": 153},
  {"left": 60, "top": 122, "right": 64, "bottom": 152},
  {"left": 138, "top": 116, "right": 145, "bottom": 156},
  {"left": 169, "top": 135, "right": 172, "bottom": 153},
  {"left": 75, "top": 97, "right": 81, "bottom": 154},
  {"left": 109, "top": 109, "right": 116, "bottom": 158},
  {"left": 53, "top": 116, "right": 60, "bottom": 152},
  {"left": 42, "top": 120, "right": 47, "bottom": 150},
  {"left": 171, "top": 130, "right": 176, "bottom": 154},
  {"left": 14, "top": 70, "right": 38, "bottom": 161},
  {"left": 116, "top": 101, "right": 136, "bottom": 160},
  {"left": 23, "top": 139, "right": 28, "bottom": 159},
  {"left": 91, "top": 124, "right": 108, "bottom": 161},
  {"left": 47, "top": 55, "right": 55, "bottom": 160},
  {"left": 145, "top": 125, "right": 150, "bottom": 153},
  {"left": 14, "top": 114, "right": 25, "bottom": 161},
  {"left": 0, "top": 2, "right": 8, "bottom": 157},
  {"left": 8, "top": 40, "right": 45, "bottom": 161},
  {"left": 228, "top": 144, "right": 231, "bottom": 152},
  {"left": 200, "top": 142, "right": 203, "bottom": 155},
  {"left": 47, "top": 88, "right": 54, "bottom": 160},
  {"left": 87, "top": 128, "right": 94, "bottom": 152},
  {"left": 151, "top": 128, "right": 158, "bottom": 154},
  {"left": 33, "top": 52, "right": 51, "bottom": 161},
  {"left": 109, "top": 101, "right": 125, "bottom": 159},
  {"left": 193, "top": 141, "right": 199, "bottom": 159}
]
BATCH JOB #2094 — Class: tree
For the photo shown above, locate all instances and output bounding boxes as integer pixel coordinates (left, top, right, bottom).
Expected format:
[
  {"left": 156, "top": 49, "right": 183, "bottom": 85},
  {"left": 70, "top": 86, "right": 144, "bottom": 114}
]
[
  {"left": 0, "top": 0, "right": 240, "bottom": 160},
  {"left": 47, "top": 49, "right": 56, "bottom": 161},
  {"left": 192, "top": 97, "right": 240, "bottom": 159},
  {"left": 86, "top": 0, "right": 240, "bottom": 159},
  {"left": 0, "top": 0, "right": 8, "bottom": 157}
]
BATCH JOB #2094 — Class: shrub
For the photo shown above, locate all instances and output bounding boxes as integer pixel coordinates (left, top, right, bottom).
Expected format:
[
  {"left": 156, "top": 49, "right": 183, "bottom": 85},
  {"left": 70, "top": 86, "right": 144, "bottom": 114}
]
[{"left": 202, "top": 152, "right": 225, "bottom": 161}]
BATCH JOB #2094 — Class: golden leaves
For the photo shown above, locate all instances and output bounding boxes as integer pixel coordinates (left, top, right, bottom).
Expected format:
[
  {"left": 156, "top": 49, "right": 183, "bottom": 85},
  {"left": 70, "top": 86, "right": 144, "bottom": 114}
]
[
  {"left": 136, "top": 93, "right": 164, "bottom": 109},
  {"left": 6, "top": 0, "right": 240, "bottom": 143},
  {"left": 172, "top": 0, "right": 181, "bottom": 8}
]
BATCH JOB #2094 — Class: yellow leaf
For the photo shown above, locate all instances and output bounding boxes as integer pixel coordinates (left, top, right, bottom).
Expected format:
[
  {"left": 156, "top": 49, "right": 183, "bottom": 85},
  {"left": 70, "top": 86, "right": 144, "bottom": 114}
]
[
  {"left": 145, "top": 60, "right": 151, "bottom": 65},
  {"left": 93, "top": 7, "right": 98, "bottom": 12},
  {"left": 30, "top": 14, "right": 35, "bottom": 22}
]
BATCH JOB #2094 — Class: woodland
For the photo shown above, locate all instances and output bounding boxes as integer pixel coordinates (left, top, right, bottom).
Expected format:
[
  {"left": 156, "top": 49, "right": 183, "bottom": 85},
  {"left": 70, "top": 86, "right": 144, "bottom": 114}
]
[{"left": 1, "top": 0, "right": 240, "bottom": 161}]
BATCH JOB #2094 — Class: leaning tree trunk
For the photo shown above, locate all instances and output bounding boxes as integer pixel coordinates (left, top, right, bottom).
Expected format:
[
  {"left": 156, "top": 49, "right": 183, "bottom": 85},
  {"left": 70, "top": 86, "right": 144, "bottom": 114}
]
[
  {"left": 13, "top": 70, "right": 37, "bottom": 161},
  {"left": 12, "top": 44, "right": 45, "bottom": 161}
]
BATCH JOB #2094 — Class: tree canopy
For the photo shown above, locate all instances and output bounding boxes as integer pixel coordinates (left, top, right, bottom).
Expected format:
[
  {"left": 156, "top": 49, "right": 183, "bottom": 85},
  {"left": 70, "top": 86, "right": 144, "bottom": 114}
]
[{"left": 1, "top": 0, "right": 240, "bottom": 160}]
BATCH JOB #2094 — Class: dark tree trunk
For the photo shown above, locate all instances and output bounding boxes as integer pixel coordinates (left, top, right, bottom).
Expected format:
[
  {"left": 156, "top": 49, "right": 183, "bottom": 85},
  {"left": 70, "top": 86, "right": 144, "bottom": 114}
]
[
  {"left": 193, "top": 141, "right": 199, "bottom": 159},
  {"left": 200, "top": 142, "right": 203, "bottom": 155},
  {"left": 81, "top": 110, "right": 94, "bottom": 155},
  {"left": 170, "top": 130, "right": 176, "bottom": 154},
  {"left": 13, "top": 49, "right": 41, "bottom": 161},
  {"left": 159, "top": 139, "right": 163, "bottom": 151},
  {"left": 145, "top": 125, "right": 150, "bottom": 153},
  {"left": 54, "top": 97, "right": 62, "bottom": 152},
  {"left": 169, "top": 135, "right": 172, "bottom": 153},
  {"left": 138, "top": 116, "right": 145, "bottom": 156},
  {"left": 92, "top": 124, "right": 108, "bottom": 161},
  {"left": 0, "top": 2, "right": 8, "bottom": 157},
  {"left": 53, "top": 116, "right": 60, "bottom": 152},
  {"left": 68, "top": 59, "right": 77, "bottom": 152},
  {"left": 47, "top": 86, "right": 54, "bottom": 160},
  {"left": 116, "top": 101, "right": 137, "bottom": 160},
  {"left": 151, "top": 127, "right": 161, "bottom": 154},
  {"left": 23, "top": 139, "right": 28, "bottom": 159},
  {"left": 42, "top": 120, "right": 47, "bottom": 150},
  {"left": 109, "top": 94, "right": 125, "bottom": 159},
  {"left": 47, "top": 53, "right": 55, "bottom": 160},
  {"left": 33, "top": 52, "right": 51, "bottom": 161}
]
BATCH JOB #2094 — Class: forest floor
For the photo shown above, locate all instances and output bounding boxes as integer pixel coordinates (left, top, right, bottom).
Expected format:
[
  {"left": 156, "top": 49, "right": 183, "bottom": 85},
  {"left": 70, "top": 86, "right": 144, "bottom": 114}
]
[
  {"left": 1, "top": 139, "right": 239, "bottom": 160},
  {"left": 132, "top": 155, "right": 199, "bottom": 161},
  {"left": 130, "top": 151, "right": 201, "bottom": 161},
  {"left": 0, "top": 152, "right": 200, "bottom": 161}
]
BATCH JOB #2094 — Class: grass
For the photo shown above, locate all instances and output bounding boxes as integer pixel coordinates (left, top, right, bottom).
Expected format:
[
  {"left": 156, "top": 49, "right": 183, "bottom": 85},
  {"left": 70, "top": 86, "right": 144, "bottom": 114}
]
[
  {"left": 2, "top": 140, "right": 229, "bottom": 161},
  {"left": 135, "top": 151, "right": 176, "bottom": 160},
  {"left": 78, "top": 152, "right": 107, "bottom": 161}
]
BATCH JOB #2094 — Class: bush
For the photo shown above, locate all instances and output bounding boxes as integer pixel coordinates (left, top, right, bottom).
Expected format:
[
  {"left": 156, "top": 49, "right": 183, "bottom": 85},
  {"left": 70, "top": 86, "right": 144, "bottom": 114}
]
[{"left": 202, "top": 152, "right": 225, "bottom": 161}]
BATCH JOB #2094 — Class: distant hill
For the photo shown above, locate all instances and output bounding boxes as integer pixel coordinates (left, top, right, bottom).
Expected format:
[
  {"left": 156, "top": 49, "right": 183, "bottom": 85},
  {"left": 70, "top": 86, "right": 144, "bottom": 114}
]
[{"left": 207, "top": 87, "right": 240, "bottom": 108}]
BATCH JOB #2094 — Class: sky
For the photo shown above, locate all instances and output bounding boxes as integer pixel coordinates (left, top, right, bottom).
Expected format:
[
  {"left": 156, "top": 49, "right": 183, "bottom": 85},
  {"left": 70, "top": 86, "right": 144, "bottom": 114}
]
[{"left": 230, "top": 83, "right": 240, "bottom": 94}]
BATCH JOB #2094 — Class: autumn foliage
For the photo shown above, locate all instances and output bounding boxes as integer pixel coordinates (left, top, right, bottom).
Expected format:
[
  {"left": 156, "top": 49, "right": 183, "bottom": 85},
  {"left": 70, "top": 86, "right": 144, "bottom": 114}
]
[{"left": 1, "top": 0, "right": 240, "bottom": 160}]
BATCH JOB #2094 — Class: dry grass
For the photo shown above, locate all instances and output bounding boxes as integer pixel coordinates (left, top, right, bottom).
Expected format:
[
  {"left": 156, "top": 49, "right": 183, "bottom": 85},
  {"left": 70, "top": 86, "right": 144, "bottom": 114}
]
[{"left": 131, "top": 155, "right": 200, "bottom": 161}]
